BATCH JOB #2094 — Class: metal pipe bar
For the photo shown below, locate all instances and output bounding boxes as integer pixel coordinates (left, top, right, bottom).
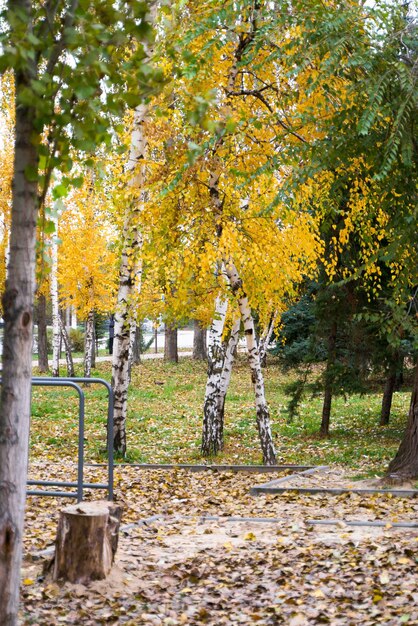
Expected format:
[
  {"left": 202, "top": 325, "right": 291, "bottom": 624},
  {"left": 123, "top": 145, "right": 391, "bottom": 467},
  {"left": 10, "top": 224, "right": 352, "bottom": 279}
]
[
  {"left": 27, "top": 490, "right": 78, "bottom": 498},
  {"left": 199, "top": 515, "right": 418, "bottom": 529},
  {"left": 86, "top": 463, "right": 313, "bottom": 473},
  {"left": 250, "top": 485, "right": 418, "bottom": 497},
  {"left": 250, "top": 465, "right": 329, "bottom": 493},
  {"left": 27, "top": 480, "right": 108, "bottom": 489}
]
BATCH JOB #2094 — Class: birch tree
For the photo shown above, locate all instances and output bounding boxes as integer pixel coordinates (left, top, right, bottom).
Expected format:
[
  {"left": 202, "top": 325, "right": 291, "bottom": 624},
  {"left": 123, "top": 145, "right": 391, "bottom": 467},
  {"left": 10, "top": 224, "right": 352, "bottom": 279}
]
[{"left": 111, "top": 1, "right": 159, "bottom": 454}]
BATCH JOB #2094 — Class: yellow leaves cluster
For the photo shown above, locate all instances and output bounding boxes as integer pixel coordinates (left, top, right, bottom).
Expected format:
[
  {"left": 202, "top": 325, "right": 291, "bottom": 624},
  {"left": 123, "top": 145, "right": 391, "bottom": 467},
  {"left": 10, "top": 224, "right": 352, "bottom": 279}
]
[{"left": 57, "top": 175, "right": 118, "bottom": 319}]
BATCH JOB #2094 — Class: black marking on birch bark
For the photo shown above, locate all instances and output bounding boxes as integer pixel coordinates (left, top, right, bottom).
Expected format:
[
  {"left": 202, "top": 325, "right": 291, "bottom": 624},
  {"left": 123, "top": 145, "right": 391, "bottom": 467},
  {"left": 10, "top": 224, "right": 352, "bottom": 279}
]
[{"left": 245, "top": 328, "right": 253, "bottom": 335}]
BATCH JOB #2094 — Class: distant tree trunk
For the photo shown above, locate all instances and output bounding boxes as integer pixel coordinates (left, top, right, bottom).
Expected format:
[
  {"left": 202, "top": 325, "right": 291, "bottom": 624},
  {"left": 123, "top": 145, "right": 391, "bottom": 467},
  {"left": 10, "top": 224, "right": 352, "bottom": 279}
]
[
  {"left": 217, "top": 317, "right": 241, "bottom": 442},
  {"left": 91, "top": 317, "right": 96, "bottom": 369},
  {"left": 0, "top": 63, "right": 39, "bottom": 624},
  {"left": 84, "top": 310, "right": 95, "bottom": 378},
  {"left": 130, "top": 325, "right": 141, "bottom": 366},
  {"left": 387, "top": 364, "right": 418, "bottom": 480},
  {"left": 224, "top": 260, "right": 277, "bottom": 465},
  {"left": 37, "top": 293, "right": 49, "bottom": 373},
  {"left": 193, "top": 320, "right": 207, "bottom": 360},
  {"left": 259, "top": 311, "right": 277, "bottom": 368},
  {"left": 164, "top": 325, "right": 178, "bottom": 363},
  {"left": 51, "top": 216, "right": 60, "bottom": 377},
  {"left": 320, "top": 321, "right": 337, "bottom": 437},
  {"left": 202, "top": 297, "right": 228, "bottom": 456},
  {"left": 380, "top": 369, "right": 397, "bottom": 426},
  {"left": 71, "top": 306, "right": 77, "bottom": 329},
  {"left": 59, "top": 317, "right": 74, "bottom": 378},
  {"left": 381, "top": 352, "right": 404, "bottom": 425}
]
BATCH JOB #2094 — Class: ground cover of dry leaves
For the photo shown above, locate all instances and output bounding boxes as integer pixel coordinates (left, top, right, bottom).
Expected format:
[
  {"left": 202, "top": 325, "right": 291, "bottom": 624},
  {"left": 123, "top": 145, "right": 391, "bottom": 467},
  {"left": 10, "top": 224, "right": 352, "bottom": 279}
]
[{"left": 20, "top": 462, "right": 418, "bottom": 625}]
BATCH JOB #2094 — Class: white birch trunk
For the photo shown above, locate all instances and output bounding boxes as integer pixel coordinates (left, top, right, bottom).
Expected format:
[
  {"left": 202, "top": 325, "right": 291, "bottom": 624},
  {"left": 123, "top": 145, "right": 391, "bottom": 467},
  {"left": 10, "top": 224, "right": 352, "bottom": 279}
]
[
  {"left": 224, "top": 260, "right": 277, "bottom": 465},
  {"left": 65, "top": 306, "right": 71, "bottom": 331},
  {"left": 59, "top": 316, "right": 74, "bottom": 377},
  {"left": 84, "top": 309, "right": 94, "bottom": 378},
  {"left": 259, "top": 311, "right": 278, "bottom": 366},
  {"left": 111, "top": 103, "right": 147, "bottom": 454},
  {"left": 71, "top": 306, "right": 77, "bottom": 329},
  {"left": 201, "top": 296, "right": 228, "bottom": 455},
  {"left": 217, "top": 317, "right": 241, "bottom": 439},
  {"left": 50, "top": 215, "right": 60, "bottom": 378}
]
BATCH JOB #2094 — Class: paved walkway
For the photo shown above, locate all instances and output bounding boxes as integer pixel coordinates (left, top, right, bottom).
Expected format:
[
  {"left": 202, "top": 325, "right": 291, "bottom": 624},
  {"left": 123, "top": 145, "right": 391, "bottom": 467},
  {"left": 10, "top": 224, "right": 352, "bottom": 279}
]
[{"left": 58, "top": 351, "right": 193, "bottom": 365}]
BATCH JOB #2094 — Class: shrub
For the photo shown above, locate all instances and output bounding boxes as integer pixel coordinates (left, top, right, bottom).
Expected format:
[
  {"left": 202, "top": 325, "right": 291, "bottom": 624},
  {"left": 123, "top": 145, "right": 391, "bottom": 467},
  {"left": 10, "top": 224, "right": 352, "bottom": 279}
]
[{"left": 69, "top": 328, "right": 85, "bottom": 352}]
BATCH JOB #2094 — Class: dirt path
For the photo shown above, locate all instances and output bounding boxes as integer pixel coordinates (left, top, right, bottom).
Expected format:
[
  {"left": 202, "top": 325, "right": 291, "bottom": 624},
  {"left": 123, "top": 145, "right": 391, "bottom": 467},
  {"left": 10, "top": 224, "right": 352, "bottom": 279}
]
[{"left": 20, "top": 466, "right": 418, "bottom": 625}]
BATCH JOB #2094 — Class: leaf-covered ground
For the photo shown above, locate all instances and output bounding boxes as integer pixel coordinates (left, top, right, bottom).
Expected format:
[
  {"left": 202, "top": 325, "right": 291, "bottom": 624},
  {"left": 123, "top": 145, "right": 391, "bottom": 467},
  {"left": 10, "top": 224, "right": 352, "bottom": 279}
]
[
  {"left": 21, "top": 465, "right": 418, "bottom": 625},
  {"left": 20, "top": 358, "right": 418, "bottom": 624}
]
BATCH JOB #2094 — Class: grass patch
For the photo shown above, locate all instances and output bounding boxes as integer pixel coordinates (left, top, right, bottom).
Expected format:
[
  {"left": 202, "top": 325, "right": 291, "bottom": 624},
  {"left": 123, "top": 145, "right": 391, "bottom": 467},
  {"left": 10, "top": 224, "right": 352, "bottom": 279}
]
[{"left": 30, "top": 356, "right": 411, "bottom": 475}]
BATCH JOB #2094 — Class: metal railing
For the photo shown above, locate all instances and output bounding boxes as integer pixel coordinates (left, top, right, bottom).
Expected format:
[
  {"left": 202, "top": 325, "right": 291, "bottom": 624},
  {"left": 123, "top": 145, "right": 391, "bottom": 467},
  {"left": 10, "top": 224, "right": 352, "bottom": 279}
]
[{"left": 1, "top": 377, "right": 114, "bottom": 502}]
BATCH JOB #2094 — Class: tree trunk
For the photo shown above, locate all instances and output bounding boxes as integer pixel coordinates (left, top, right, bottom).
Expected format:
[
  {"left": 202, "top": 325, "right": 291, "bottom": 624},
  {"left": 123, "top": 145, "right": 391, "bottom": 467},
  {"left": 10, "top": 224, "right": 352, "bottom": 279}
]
[
  {"left": 111, "top": 102, "right": 148, "bottom": 455},
  {"left": 71, "top": 306, "right": 77, "bottom": 329},
  {"left": 217, "top": 317, "right": 241, "bottom": 441},
  {"left": 224, "top": 261, "right": 277, "bottom": 465},
  {"left": 259, "top": 311, "right": 277, "bottom": 368},
  {"left": 0, "top": 57, "right": 39, "bottom": 625},
  {"left": 193, "top": 320, "right": 207, "bottom": 360},
  {"left": 52, "top": 501, "right": 122, "bottom": 584},
  {"left": 164, "top": 324, "right": 178, "bottom": 363},
  {"left": 50, "top": 214, "right": 60, "bottom": 377},
  {"left": 380, "top": 370, "right": 396, "bottom": 426},
  {"left": 36, "top": 293, "right": 49, "bottom": 373},
  {"left": 84, "top": 310, "right": 94, "bottom": 378},
  {"left": 202, "top": 297, "right": 228, "bottom": 456},
  {"left": 130, "top": 324, "right": 141, "bottom": 366},
  {"left": 91, "top": 316, "right": 96, "bottom": 369},
  {"left": 320, "top": 322, "right": 337, "bottom": 437},
  {"left": 387, "top": 364, "right": 418, "bottom": 479},
  {"left": 59, "top": 316, "right": 74, "bottom": 378}
]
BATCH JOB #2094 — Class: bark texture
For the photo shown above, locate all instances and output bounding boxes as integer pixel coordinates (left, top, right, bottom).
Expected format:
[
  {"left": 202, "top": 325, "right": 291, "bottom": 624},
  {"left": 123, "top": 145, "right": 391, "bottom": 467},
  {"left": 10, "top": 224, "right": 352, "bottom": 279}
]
[
  {"left": 111, "top": 103, "right": 147, "bottom": 455},
  {"left": 224, "top": 261, "right": 277, "bottom": 465},
  {"left": 0, "top": 49, "right": 38, "bottom": 624},
  {"left": 164, "top": 325, "right": 178, "bottom": 363},
  {"left": 130, "top": 325, "right": 141, "bottom": 366},
  {"left": 193, "top": 320, "right": 207, "bottom": 360},
  {"left": 387, "top": 365, "right": 418, "bottom": 479},
  {"left": 217, "top": 317, "right": 241, "bottom": 437},
  {"left": 258, "top": 311, "right": 277, "bottom": 368},
  {"left": 202, "top": 297, "right": 228, "bottom": 456},
  {"left": 50, "top": 216, "right": 60, "bottom": 377},
  {"left": 320, "top": 322, "right": 337, "bottom": 437},
  {"left": 52, "top": 501, "right": 122, "bottom": 584},
  {"left": 380, "top": 370, "right": 396, "bottom": 426},
  {"left": 36, "top": 293, "right": 49, "bottom": 373},
  {"left": 83, "top": 310, "right": 95, "bottom": 378},
  {"left": 59, "top": 316, "right": 74, "bottom": 378}
]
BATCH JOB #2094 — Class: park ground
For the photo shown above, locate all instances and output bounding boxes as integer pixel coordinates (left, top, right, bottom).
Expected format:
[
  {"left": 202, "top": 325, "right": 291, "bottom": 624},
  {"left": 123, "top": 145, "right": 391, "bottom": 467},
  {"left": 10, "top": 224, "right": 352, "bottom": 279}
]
[{"left": 20, "top": 357, "right": 418, "bottom": 625}]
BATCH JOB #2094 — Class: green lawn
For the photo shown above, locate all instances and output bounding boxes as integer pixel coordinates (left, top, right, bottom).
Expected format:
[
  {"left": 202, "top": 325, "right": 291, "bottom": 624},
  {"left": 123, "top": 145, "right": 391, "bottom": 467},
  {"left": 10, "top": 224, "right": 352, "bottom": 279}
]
[{"left": 30, "top": 356, "right": 411, "bottom": 475}]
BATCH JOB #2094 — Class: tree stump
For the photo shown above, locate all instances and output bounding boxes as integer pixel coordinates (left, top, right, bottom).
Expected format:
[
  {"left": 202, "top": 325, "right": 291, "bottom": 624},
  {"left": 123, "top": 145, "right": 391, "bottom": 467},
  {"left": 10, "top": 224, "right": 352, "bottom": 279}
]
[{"left": 52, "top": 501, "right": 122, "bottom": 584}]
